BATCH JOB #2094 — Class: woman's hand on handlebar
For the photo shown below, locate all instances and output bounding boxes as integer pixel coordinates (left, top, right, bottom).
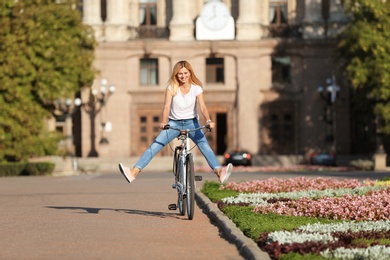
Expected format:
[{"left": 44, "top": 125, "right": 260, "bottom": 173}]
[
  {"left": 159, "top": 122, "right": 167, "bottom": 130},
  {"left": 207, "top": 121, "right": 215, "bottom": 130}
]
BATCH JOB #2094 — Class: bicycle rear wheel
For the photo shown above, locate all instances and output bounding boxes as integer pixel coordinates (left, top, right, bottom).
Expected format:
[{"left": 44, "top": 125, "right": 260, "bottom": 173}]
[
  {"left": 177, "top": 157, "right": 186, "bottom": 216},
  {"left": 186, "top": 154, "right": 195, "bottom": 220}
]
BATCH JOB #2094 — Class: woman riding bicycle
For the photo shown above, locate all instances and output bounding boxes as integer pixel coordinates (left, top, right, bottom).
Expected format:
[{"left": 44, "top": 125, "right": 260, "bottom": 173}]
[{"left": 119, "top": 60, "right": 233, "bottom": 184}]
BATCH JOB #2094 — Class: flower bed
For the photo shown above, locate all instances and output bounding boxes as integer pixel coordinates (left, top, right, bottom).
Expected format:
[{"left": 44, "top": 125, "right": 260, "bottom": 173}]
[
  {"left": 217, "top": 177, "right": 390, "bottom": 259},
  {"left": 195, "top": 165, "right": 355, "bottom": 173}
]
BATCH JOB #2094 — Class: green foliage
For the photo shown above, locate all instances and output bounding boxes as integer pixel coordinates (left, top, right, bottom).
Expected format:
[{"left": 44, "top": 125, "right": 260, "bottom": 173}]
[
  {"left": 0, "top": 0, "right": 96, "bottom": 162},
  {"left": 337, "top": 0, "right": 390, "bottom": 133},
  {"left": 0, "top": 162, "right": 26, "bottom": 176},
  {"left": 22, "top": 162, "right": 55, "bottom": 176},
  {"left": 352, "top": 238, "right": 390, "bottom": 247},
  {"left": 200, "top": 181, "right": 239, "bottom": 202},
  {"left": 222, "top": 206, "right": 337, "bottom": 240},
  {"left": 0, "top": 161, "right": 54, "bottom": 176},
  {"left": 279, "top": 252, "right": 327, "bottom": 260}
]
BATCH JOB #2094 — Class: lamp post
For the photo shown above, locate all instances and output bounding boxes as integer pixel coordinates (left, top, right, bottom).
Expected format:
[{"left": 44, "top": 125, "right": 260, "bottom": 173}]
[
  {"left": 54, "top": 98, "right": 79, "bottom": 156},
  {"left": 373, "top": 87, "right": 387, "bottom": 170},
  {"left": 54, "top": 98, "right": 86, "bottom": 156},
  {"left": 54, "top": 98, "right": 83, "bottom": 173},
  {"left": 75, "top": 79, "right": 115, "bottom": 157},
  {"left": 317, "top": 75, "right": 340, "bottom": 152}
]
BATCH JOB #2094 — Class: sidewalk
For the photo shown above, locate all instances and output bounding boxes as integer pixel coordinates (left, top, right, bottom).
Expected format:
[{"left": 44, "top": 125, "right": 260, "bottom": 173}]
[{"left": 0, "top": 171, "right": 269, "bottom": 260}]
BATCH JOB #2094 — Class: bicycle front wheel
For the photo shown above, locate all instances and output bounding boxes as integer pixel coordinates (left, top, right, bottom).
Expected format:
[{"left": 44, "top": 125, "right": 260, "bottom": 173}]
[
  {"left": 177, "top": 157, "right": 186, "bottom": 216},
  {"left": 186, "top": 154, "right": 195, "bottom": 220}
]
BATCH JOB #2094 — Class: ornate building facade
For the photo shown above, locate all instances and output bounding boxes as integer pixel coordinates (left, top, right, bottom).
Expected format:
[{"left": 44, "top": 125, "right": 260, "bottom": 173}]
[{"left": 73, "top": 0, "right": 354, "bottom": 160}]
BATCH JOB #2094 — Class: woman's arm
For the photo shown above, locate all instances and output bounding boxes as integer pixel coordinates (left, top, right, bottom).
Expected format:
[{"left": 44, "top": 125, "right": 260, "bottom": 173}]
[
  {"left": 160, "top": 89, "right": 172, "bottom": 129},
  {"left": 197, "top": 93, "right": 215, "bottom": 129}
]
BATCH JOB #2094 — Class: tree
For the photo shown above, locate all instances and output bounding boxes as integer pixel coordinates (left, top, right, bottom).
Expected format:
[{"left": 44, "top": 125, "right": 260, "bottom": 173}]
[
  {"left": 337, "top": 0, "right": 390, "bottom": 134},
  {"left": 0, "top": 0, "right": 96, "bottom": 162}
]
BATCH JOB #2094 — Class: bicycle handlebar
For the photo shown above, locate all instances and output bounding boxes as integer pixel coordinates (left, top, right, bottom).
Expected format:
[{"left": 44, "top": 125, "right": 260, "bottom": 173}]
[{"left": 163, "top": 124, "right": 211, "bottom": 132}]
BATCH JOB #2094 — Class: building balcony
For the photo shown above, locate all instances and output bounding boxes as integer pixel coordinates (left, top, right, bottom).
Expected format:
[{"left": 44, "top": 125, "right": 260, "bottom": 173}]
[
  {"left": 266, "top": 24, "right": 303, "bottom": 38},
  {"left": 129, "top": 26, "right": 169, "bottom": 39}
]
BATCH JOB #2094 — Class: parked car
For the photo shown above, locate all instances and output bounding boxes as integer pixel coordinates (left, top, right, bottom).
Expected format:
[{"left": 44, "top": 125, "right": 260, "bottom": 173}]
[
  {"left": 310, "top": 152, "right": 337, "bottom": 166},
  {"left": 224, "top": 148, "right": 252, "bottom": 166}
]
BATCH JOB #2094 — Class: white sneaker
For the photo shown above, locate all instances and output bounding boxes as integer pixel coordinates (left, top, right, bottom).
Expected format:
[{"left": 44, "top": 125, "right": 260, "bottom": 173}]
[
  {"left": 119, "top": 163, "right": 136, "bottom": 183},
  {"left": 219, "top": 163, "right": 233, "bottom": 184}
]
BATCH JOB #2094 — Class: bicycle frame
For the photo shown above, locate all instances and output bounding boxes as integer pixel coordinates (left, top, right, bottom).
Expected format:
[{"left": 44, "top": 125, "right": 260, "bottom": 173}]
[
  {"left": 165, "top": 124, "right": 210, "bottom": 220},
  {"left": 176, "top": 131, "right": 190, "bottom": 195}
]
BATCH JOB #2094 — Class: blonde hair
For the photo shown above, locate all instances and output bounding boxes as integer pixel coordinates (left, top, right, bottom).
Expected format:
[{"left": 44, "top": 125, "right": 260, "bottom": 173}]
[{"left": 168, "top": 60, "right": 202, "bottom": 96}]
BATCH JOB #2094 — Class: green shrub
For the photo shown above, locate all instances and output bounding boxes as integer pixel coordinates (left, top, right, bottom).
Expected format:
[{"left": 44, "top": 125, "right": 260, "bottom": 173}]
[
  {"left": 0, "top": 162, "right": 27, "bottom": 177},
  {"left": 22, "top": 162, "right": 55, "bottom": 176},
  {"left": 0, "top": 162, "right": 54, "bottom": 177}
]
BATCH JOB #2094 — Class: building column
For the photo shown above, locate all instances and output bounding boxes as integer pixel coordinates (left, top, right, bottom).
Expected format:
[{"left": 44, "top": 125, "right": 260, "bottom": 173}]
[
  {"left": 105, "top": 0, "right": 129, "bottom": 42},
  {"left": 169, "top": 0, "right": 194, "bottom": 41},
  {"left": 302, "top": 0, "right": 325, "bottom": 39},
  {"left": 287, "top": 0, "right": 297, "bottom": 23},
  {"left": 82, "top": 0, "right": 103, "bottom": 41},
  {"left": 236, "top": 0, "right": 262, "bottom": 40},
  {"left": 236, "top": 56, "right": 263, "bottom": 154},
  {"left": 327, "top": 0, "right": 348, "bottom": 37},
  {"left": 328, "top": 0, "right": 345, "bottom": 22}
]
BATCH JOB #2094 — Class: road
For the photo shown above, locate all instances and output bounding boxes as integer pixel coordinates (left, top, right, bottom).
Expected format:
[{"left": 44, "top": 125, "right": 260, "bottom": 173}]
[
  {"left": 1, "top": 169, "right": 389, "bottom": 260},
  {"left": 1, "top": 172, "right": 247, "bottom": 260}
]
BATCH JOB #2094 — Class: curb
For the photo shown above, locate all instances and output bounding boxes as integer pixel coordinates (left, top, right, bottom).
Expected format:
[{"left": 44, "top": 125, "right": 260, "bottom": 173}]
[{"left": 195, "top": 189, "right": 271, "bottom": 260}]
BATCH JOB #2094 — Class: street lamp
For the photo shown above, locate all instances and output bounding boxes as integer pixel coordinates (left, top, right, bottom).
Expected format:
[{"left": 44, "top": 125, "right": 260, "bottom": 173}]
[
  {"left": 54, "top": 98, "right": 79, "bottom": 156},
  {"left": 317, "top": 75, "right": 340, "bottom": 151},
  {"left": 317, "top": 75, "right": 340, "bottom": 105},
  {"left": 75, "top": 79, "right": 115, "bottom": 157}
]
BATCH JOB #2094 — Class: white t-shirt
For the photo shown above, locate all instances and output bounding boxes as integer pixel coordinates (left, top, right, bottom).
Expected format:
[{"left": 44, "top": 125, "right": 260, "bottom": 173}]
[{"left": 168, "top": 84, "right": 203, "bottom": 120}]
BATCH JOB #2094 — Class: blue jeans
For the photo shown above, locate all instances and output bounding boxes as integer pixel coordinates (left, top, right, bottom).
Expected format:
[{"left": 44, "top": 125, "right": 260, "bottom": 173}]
[{"left": 134, "top": 118, "right": 220, "bottom": 171}]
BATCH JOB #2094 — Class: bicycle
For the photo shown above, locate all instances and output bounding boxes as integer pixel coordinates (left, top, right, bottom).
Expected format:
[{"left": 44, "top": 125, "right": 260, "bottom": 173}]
[{"left": 164, "top": 124, "right": 211, "bottom": 220}]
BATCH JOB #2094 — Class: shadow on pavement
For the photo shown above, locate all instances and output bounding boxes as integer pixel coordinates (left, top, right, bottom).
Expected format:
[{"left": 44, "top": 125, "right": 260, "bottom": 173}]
[{"left": 46, "top": 206, "right": 183, "bottom": 219}]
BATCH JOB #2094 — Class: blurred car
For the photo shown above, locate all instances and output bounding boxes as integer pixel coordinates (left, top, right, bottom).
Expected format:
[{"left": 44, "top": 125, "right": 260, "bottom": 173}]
[
  {"left": 224, "top": 148, "right": 252, "bottom": 166},
  {"left": 310, "top": 152, "right": 337, "bottom": 166}
]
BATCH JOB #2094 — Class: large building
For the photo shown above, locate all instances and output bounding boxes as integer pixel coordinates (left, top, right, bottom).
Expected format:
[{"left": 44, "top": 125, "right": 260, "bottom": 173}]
[{"left": 67, "top": 0, "right": 366, "bottom": 162}]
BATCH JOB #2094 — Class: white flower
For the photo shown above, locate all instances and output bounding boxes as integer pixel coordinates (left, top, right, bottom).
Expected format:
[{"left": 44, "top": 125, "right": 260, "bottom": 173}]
[
  {"left": 321, "top": 245, "right": 390, "bottom": 260},
  {"left": 267, "top": 230, "right": 337, "bottom": 244},
  {"left": 297, "top": 220, "right": 390, "bottom": 234}
]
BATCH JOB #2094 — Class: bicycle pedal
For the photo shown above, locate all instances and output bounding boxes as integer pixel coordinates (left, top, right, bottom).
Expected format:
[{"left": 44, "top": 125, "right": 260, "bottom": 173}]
[
  {"left": 171, "top": 183, "right": 177, "bottom": 189},
  {"left": 195, "top": 175, "right": 203, "bottom": 181},
  {"left": 168, "top": 204, "right": 177, "bottom": 210}
]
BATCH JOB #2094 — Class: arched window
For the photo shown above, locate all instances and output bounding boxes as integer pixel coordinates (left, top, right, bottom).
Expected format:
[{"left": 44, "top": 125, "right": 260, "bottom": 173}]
[
  {"left": 206, "top": 58, "right": 225, "bottom": 84},
  {"left": 270, "top": 0, "right": 288, "bottom": 24},
  {"left": 139, "top": 0, "right": 157, "bottom": 26},
  {"left": 140, "top": 58, "right": 159, "bottom": 85}
]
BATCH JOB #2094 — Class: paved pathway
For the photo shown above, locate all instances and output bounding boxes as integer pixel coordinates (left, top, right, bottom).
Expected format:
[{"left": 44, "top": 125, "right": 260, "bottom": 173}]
[
  {"left": 0, "top": 172, "right": 247, "bottom": 260},
  {"left": 1, "top": 169, "right": 389, "bottom": 260}
]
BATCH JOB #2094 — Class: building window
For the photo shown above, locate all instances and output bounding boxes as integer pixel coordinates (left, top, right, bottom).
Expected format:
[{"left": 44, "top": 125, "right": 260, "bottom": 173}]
[
  {"left": 100, "top": 0, "right": 107, "bottom": 22},
  {"left": 206, "top": 58, "right": 224, "bottom": 84},
  {"left": 270, "top": 0, "right": 288, "bottom": 24},
  {"left": 272, "top": 56, "right": 291, "bottom": 84},
  {"left": 261, "top": 102, "right": 296, "bottom": 154},
  {"left": 139, "top": 0, "right": 157, "bottom": 26},
  {"left": 140, "top": 58, "right": 158, "bottom": 85}
]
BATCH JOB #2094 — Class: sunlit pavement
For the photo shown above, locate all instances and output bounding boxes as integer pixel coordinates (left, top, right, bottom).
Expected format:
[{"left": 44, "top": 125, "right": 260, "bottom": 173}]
[
  {"left": 1, "top": 168, "right": 389, "bottom": 260},
  {"left": 0, "top": 172, "right": 247, "bottom": 260}
]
